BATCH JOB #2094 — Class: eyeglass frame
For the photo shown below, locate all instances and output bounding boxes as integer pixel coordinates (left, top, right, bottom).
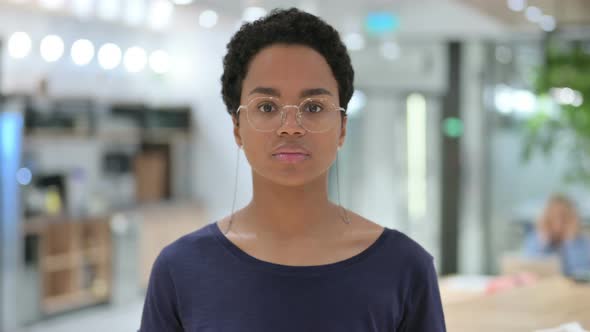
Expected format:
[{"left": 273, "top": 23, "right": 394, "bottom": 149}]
[{"left": 234, "top": 96, "right": 347, "bottom": 133}]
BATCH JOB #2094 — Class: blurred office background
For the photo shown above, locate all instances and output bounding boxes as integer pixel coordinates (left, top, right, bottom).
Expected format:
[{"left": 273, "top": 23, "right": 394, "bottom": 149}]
[{"left": 1, "top": 0, "right": 589, "bottom": 331}]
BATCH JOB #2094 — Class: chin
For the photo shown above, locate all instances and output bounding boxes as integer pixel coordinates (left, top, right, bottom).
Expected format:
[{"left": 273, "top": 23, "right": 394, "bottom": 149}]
[
  {"left": 277, "top": 177, "right": 316, "bottom": 187},
  {"left": 265, "top": 173, "right": 315, "bottom": 187},
  {"left": 256, "top": 167, "right": 327, "bottom": 187}
]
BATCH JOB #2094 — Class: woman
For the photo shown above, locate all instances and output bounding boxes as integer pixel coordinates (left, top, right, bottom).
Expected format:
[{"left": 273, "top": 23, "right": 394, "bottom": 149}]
[
  {"left": 140, "top": 8, "right": 446, "bottom": 331},
  {"left": 523, "top": 194, "right": 590, "bottom": 277}
]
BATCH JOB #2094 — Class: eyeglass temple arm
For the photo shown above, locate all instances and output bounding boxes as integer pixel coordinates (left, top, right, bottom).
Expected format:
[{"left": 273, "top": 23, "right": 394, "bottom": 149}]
[{"left": 234, "top": 107, "right": 245, "bottom": 125}]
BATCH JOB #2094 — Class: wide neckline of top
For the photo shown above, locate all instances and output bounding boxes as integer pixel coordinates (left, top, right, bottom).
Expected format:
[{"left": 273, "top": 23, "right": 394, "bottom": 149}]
[{"left": 209, "top": 221, "right": 391, "bottom": 276}]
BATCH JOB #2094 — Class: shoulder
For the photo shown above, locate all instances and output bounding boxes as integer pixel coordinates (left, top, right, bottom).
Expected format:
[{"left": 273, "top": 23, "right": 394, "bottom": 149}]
[
  {"left": 349, "top": 211, "right": 434, "bottom": 273},
  {"left": 387, "top": 228, "right": 433, "bottom": 261},
  {"left": 155, "top": 222, "right": 220, "bottom": 270},
  {"left": 385, "top": 228, "right": 436, "bottom": 279}
]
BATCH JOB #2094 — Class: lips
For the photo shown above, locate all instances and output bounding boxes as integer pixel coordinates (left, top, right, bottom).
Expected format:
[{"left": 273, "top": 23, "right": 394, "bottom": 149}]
[
  {"left": 272, "top": 144, "right": 311, "bottom": 163},
  {"left": 272, "top": 153, "right": 309, "bottom": 163}
]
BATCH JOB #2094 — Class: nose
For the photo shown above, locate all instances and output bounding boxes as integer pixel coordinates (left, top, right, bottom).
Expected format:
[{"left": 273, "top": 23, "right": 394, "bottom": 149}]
[{"left": 276, "top": 105, "right": 306, "bottom": 136}]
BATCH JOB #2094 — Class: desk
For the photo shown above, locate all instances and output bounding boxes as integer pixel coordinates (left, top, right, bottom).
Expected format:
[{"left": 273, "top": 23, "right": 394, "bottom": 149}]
[{"left": 444, "top": 277, "right": 590, "bottom": 331}]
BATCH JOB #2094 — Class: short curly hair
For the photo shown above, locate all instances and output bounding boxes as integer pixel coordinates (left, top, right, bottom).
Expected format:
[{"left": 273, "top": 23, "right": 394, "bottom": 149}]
[{"left": 220, "top": 7, "right": 354, "bottom": 119}]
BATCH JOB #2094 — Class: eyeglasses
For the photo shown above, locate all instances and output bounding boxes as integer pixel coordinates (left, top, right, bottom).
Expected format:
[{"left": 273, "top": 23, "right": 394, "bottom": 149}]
[{"left": 236, "top": 96, "right": 346, "bottom": 133}]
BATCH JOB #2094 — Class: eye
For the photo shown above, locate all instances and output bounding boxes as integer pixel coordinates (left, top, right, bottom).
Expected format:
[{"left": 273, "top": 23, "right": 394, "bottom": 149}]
[
  {"left": 302, "top": 101, "right": 324, "bottom": 113},
  {"left": 256, "top": 101, "right": 279, "bottom": 113}
]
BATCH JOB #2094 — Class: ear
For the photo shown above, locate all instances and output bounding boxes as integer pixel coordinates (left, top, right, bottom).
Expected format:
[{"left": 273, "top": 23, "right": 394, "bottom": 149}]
[
  {"left": 232, "top": 114, "right": 243, "bottom": 147},
  {"left": 338, "top": 115, "right": 348, "bottom": 148}
]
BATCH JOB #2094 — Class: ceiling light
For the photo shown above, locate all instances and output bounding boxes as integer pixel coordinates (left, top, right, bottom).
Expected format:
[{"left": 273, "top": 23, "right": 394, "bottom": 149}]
[
  {"left": 149, "top": 0, "right": 174, "bottom": 29},
  {"left": 98, "top": 43, "right": 122, "bottom": 70},
  {"left": 124, "top": 0, "right": 146, "bottom": 26},
  {"left": 70, "top": 0, "right": 93, "bottom": 18},
  {"left": 199, "top": 9, "right": 218, "bottom": 28},
  {"left": 507, "top": 0, "right": 527, "bottom": 12},
  {"left": 97, "top": 0, "right": 120, "bottom": 21},
  {"left": 38, "top": 0, "right": 64, "bottom": 10},
  {"left": 124, "top": 47, "right": 147, "bottom": 73},
  {"left": 539, "top": 15, "right": 556, "bottom": 32},
  {"left": 243, "top": 6, "right": 266, "bottom": 22},
  {"left": 343, "top": 33, "right": 365, "bottom": 51},
  {"left": 71, "top": 39, "right": 95, "bottom": 66},
  {"left": 7, "top": 32, "right": 32, "bottom": 59},
  {"left": 347, "top": 90, "right": 367, "bottom": 116},
  {"left": 525, "top": 6, "right": 543, "bottom": 23},
  {"left": 40, "top": 35, "right": 65, "bottom": 62}
]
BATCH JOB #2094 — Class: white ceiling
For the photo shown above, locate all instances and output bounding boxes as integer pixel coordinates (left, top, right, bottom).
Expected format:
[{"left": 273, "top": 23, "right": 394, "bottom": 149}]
[
  {"left": 193, "top": 0, "right": 509, "bottom": 39},
  {"left": 199, "top": 0, "right": 589, "bottom": 36},
  {"left": 2, "top": 0, "right": 589, "bottom": 39},
  {"left": 456, "top": 0, "right": 590, "bottom": 27}
]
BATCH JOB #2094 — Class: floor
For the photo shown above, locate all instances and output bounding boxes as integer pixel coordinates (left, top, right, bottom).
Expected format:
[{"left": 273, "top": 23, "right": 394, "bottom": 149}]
[{"left": 16, "top": 298, "right": 144, "bottom": 332}]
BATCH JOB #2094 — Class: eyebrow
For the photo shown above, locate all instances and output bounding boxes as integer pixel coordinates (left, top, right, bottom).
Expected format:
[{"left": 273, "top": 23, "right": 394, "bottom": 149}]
[
  {"left": 248, "top": 87, "right": 280, "bottom": 97},
  {"left": 248, "top": 87, "right": 333, "bottom": 98},
  {"left": 300, "top": 88, "right": 333, "bottom": 98}
]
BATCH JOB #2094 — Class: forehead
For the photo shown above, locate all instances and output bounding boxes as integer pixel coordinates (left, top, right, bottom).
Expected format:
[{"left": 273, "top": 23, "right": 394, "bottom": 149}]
[{"left": 241, "top": 44, "right": 338, "bottom": 97}]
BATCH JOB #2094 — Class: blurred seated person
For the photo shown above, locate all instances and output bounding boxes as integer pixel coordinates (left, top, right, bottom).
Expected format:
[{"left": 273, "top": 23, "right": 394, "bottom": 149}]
[{"left": 523, "top": 194, "right": 590, "bottom": 277}]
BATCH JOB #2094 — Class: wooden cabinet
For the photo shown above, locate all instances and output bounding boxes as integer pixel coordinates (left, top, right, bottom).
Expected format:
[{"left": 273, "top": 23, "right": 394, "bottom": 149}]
[
  {"left": 39, "top": 218, "right": 112, "bottom": 315},
  {"left": 134, "top": 151, "right": 168, "bottom": 203}
]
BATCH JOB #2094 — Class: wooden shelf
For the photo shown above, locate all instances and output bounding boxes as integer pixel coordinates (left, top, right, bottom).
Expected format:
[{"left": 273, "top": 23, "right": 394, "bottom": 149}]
[
  {"left": 84, "top": 245, "right": 107, "bottom": 254},
  {"left": 39, "top": 219, "right": 112, "bottom": 315},
  {"left": 22, "top": 215, "right": 69, "bottom": 235},
  {"left": 42, "top": 253, "right": 78, "bottom": 272},
  {"left": 41, "top": 247, "right": 109, "bottom": 272}
]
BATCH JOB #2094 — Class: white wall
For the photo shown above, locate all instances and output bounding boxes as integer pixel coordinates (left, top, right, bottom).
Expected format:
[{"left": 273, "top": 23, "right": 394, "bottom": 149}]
[{"left": 458, "top": 41, "right": 488, "bottom": 274}]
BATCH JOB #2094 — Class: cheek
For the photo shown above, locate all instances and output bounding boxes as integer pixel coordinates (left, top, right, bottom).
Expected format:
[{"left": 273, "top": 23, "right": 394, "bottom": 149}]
[
  {"left": 316, "top": 131, "right": 341, "bottom": 160},
  {"left": 331, "top": 126, "right": 345, "bottom": 147},
  {"left": 240, "top": 127, "right": 342, "bottom": 168},
  {"left": 240, "top": 131, "right": 277, "bottom": 169}
]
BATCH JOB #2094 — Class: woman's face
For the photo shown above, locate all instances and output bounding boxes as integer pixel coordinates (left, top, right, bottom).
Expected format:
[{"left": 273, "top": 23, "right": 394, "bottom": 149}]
[
  {"left": 233, "top": 44, "right": 347, "bottom": 187},
  {"left": 545, "top": 201, "right": 578, "bottom": 239}
]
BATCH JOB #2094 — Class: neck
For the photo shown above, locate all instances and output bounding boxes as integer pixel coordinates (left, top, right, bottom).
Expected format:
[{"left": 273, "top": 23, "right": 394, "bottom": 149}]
[{"left": 240, "top": 171, "right": 344, "bottom": 240}]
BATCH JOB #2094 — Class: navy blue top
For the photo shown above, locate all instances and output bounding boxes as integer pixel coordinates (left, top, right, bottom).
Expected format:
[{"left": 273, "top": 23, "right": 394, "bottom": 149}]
[{"left": 139, "top": 222, "right": 446, "bottom": 331}]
